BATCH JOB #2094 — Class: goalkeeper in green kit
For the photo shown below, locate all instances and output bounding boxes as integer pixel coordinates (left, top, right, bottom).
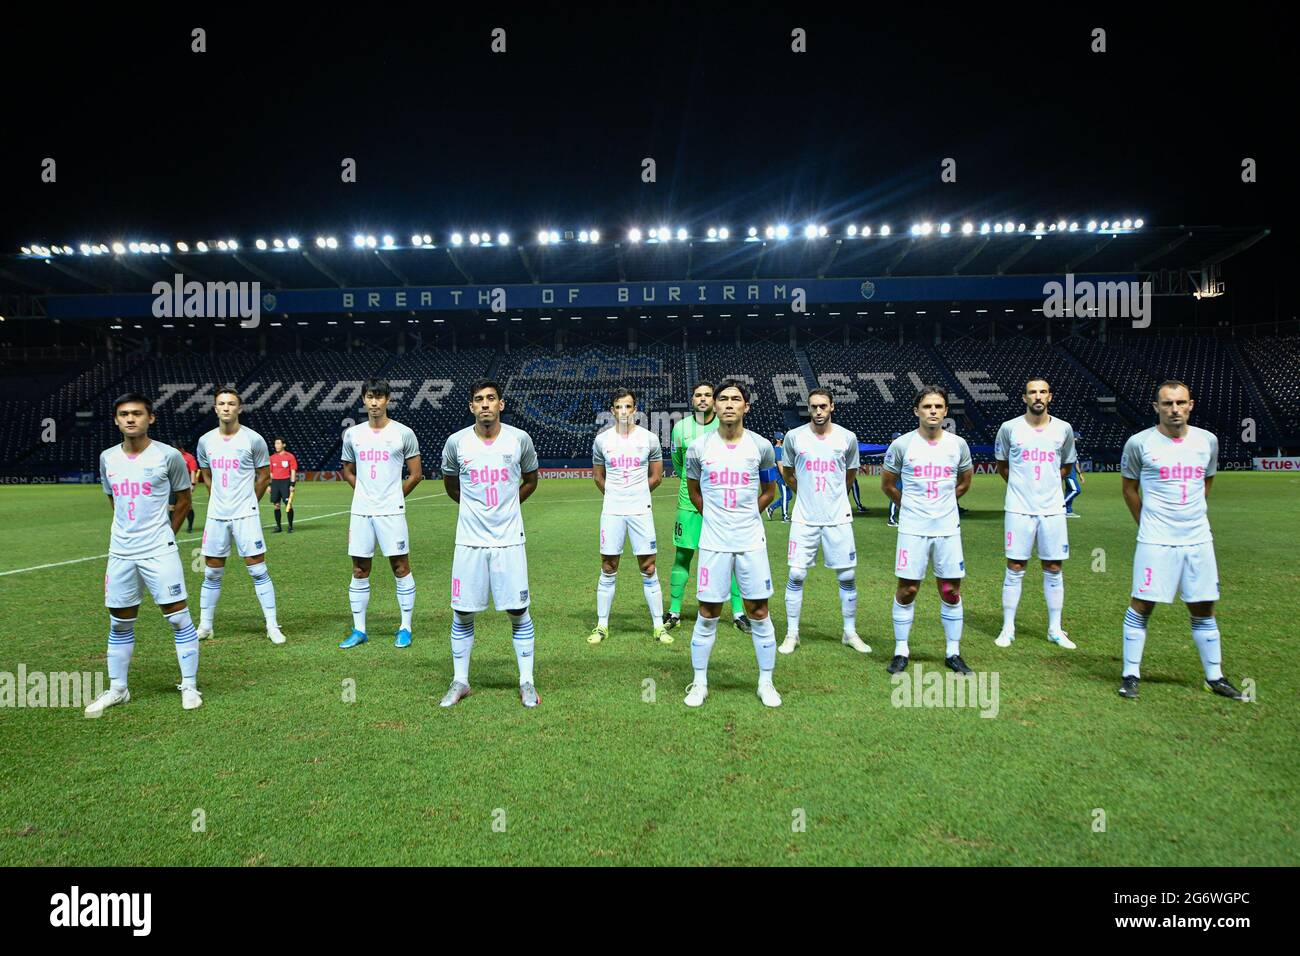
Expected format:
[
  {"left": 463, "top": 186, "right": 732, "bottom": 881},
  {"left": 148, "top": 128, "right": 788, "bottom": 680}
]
[{"left": 664, "top": 380, "right": 751, "bottom": 633}]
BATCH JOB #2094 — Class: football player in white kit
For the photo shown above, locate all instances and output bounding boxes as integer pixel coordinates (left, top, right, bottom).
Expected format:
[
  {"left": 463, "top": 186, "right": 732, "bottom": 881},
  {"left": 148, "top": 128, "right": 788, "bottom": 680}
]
[
  {"left": 194, "top": 387, "right": 285, "bottom": 644},
  {"left": 339, "top": 379, "right": 423, "bottom": 650},
  {"left": 1118, "top": 381, "right": 1245, "bottom": 701},
  {"left": 588, "top": 388, "right": 671, "bottom": 645},
  {"left": 993, "top": 378, "right": 1077, "bottom": 649},
  {"left": 682, "top": 379, "right": 781, "bottom": 707},
  {"left": 777, "top": 388, "right": 870, "bottom": 655},
  {"left": 438, "top": 380, "right": 542, "bottom": 708},
  {"left": 881, "top": 387, "right": 975, "bottom": 676},
  {"left": 85, "top": 393, "right": 203, "bottom": 716}
]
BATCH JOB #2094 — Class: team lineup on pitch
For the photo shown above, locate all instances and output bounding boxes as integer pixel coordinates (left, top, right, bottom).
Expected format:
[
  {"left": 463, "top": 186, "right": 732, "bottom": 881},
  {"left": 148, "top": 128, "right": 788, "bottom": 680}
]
[{"left": 80, "top": 373, "right": 1247, "bottom": 719}]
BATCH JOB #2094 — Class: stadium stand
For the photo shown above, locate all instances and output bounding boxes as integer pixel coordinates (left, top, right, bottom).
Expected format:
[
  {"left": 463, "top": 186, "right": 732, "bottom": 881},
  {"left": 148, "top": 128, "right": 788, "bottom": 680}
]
[
  {"left": 803, "top": 340, "right": 979, "bottom": 443},
  {"left": 379, "top": 347, "right": 496, "bottom": 462},
  {"left": 3, "top": 330, "right": 1297, "bottom": 475},
  {"left": 696, "top": 339, "right": 799, "bottom": 442},
  {"left": 1239, "top": 335, "right": 1300, "bottom": 442},
  {"left": 497, "top": 344, "right": 687, "bottom": 459},
  {"left": 936, "top": 337, "right": 1133, "bottom": 453},
  {"left": 1066, "top": 336, "right": 1263, "bottom": 460},
  {"left": 24, "top": 351, "right": 266, "bottom": 468}
]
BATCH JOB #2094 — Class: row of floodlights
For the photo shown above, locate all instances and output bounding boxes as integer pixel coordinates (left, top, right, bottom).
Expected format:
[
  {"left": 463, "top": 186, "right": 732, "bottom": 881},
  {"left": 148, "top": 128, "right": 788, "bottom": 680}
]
[{"left": 20, "top": 218, "right": 1143, "bottom": 257}]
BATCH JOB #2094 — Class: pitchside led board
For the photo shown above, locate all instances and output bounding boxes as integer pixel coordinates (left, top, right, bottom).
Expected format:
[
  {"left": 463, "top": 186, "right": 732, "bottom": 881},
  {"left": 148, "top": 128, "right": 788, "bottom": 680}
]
[{"left": 43, "top": 274, "right": 1137, "bottom": 319}]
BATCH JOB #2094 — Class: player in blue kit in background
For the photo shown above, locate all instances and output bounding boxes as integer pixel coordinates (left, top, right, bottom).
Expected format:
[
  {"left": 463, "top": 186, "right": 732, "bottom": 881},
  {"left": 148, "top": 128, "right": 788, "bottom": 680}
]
[
  {"left": 1064, "top": 459, "right": 1084, "bottom": 517},
  {"left": 766, "top": 433, "right": 793, "bottom": 521}
]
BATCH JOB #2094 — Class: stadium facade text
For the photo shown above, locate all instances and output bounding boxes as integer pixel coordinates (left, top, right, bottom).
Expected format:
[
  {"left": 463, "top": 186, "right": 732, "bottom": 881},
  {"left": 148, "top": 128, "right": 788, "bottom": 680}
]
[{"left": 44, "top": 274, "right": 1138, "bottom": 318}]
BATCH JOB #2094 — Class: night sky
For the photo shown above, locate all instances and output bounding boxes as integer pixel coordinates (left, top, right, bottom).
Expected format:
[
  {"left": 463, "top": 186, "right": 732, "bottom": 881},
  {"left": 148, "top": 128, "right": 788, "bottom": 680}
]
[{"left": 2, "top": 4, "right": 1286, "bottom": 294}]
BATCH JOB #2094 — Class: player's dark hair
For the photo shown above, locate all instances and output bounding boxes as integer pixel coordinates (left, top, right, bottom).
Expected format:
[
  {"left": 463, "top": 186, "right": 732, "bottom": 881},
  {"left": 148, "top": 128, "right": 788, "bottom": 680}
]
[
  {"left": 913, "top": 385, "right": 948, "bottom": 408},
  {"left": 1154, "top": 379, "right": 1192, "bottom": 402},
  {"left": 807, "top": 387, "right": 834, "bottom": 405},
  {"left": 611, "top": 387, "right": 637, "bottom": 407},
  {"left": 362, "top": 378, "right": 392, "bottom": 398},
  {"left": 113, "top": 392, "right": 153, "bottom": 414},
  {"left": 273, "top": 436, "right": 286, "bottom": 447},
  {"left": 717, "top": 378, "right": 750, "bottom": 404},
  {"left": 214, "top": 385, "right": 241, "bottom": 403},
  {"left": 690, "top": 380, "right": 715, "bottom": 397},
  {"left": 469, "top": 378, "right": 503, "bottom": 401},
  {"left": 1024, "top": 377, "right": 1050, "bottom": 394}
]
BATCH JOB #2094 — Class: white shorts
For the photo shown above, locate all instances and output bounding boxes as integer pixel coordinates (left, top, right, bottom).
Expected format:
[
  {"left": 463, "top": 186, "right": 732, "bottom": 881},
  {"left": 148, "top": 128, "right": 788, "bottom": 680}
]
[
  {"left": 105, "top": 547, "right": 188, "bottom": 608},
  {"left": 894, "top": 532, "right": 965, "bottom": 580},
  {"left": 600, "top": 512, "right": 657, "bottom": 556},
  {"left": 1132, "top": 541, "right": 1220, "bottom": 604},
  {"left": 349, "top": 513, "right": 411, "bottom": 558},
  {"left": 698, "top": 548, "right": 773, "bottom": 602},
  {"left": 1004, "top": 512, "right": 1069, "bottom": 561},
  {"left": 201, "top": 515, "right": 267, "bottom": 558},
  {"left": 787, "top": 521, "right": 857, "bottom": 570},
  {"left": 452, "top": 544, "right": 530, "bottom": 612}
]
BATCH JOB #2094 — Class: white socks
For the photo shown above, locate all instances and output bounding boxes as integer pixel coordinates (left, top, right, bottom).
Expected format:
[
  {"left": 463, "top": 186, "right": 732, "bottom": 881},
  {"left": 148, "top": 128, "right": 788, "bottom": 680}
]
[
  {"left": 784, "top": 567, "right": 806, "bottom": 635},
  {"left": 597, "top": 569, "right": 664, "bottom": 629},
  {"left": 199, "top": 565, "right": 224, "bottom": 629},
  {"left": 1043, "top": 570, "right": 1064, "bottom": 633},
  {"left": 892, "top": 598, "right": 914, "bottom": 656},
  {"left": 940, "top": 599, "right": 964, "bottom": 657},
  {"left": 596, "top": 571, "right": 616, "bottom": 627},
  {"left": 690, "top": 614, "right": 719, "bottom": 685},
  {"left": 1001, "top": 567, "right": 1024, "bottom": 631},
  {"left": 451, "top": 611, "right": 475, "bottom": 684},
  {"left": 395, "top": 572, "right": 415, "bottom": 631},
  {"left": 1002, "top": 568, "right": 1065, "bottom": 634},
  {"left": 751, "top": 616, "right": 776, "bottom": 686},
  {"left": 107, "top": 615, "right": 135, "bottom": 690},
  {"left": 166, "top": 608, "right": 199, "bottom": 686},
  {"left": 248, "top": 562, "right": 278, "bottom": 628},
  {"left": 1122, "top": 607, "right": 1149, "bottom": 677},
  {"left": 348, "top": 577, "right": 370, "bottom": 633},
  {"left": 837, "top": 569, "right": 857, "bottom": 634},
  {"left": 1120, "top": 609, "right": 1222, "bottom": 682},
  {"left": 511, "top": 610, "right": 535, "bottom": 685},
  {"left": 641, "top": 571, "right": 663, "bottom": 626},
  {"left": 1191, "top": 616, "right": 1223, "bottom": 681}
]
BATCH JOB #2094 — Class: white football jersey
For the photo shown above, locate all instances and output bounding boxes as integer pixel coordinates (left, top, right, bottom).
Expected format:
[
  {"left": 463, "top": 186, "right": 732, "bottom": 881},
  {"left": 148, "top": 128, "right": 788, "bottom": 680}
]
[
  {"left": 592, "top": 424, "right": 661, "bottom": 516},
  {"left": 882, "top": 429, "right": 973, "bottom": 537},
  {"left": 1121, "top": 425, "right": 1217, "bottom": 545},
  {"left": 99, "top": 440, "right": 191, "bottom": 558},
  {"left": 782, "top": 422, "right": 859, "bottom": 526},
  {"left": 994, "top": 415, "right": 1077, "bottom": 516},
  {"left": 196, "top": 425, "right": 270, "bottom": 520},
  {"left": 341, "top": 420, "right": 421, "bottom": 516},
  {"left": 441, "top": 423, "right": 539, "bottom": 547},
  {"left": 685, "top": 429, "right": 777, "bottom": 553}
]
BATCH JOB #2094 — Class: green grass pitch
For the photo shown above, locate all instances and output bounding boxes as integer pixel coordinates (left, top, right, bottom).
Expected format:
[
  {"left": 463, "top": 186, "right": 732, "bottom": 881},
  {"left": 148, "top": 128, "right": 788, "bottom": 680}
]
[{"left": 1, "top": 473, "right": 1296, "bottom": 866}]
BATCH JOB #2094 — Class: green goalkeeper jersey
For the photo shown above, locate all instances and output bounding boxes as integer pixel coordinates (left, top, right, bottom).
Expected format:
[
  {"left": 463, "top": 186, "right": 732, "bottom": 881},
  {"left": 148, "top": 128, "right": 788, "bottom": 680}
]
[{"left": 670, "top": 412, "right": 721, "bottom": 513}]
